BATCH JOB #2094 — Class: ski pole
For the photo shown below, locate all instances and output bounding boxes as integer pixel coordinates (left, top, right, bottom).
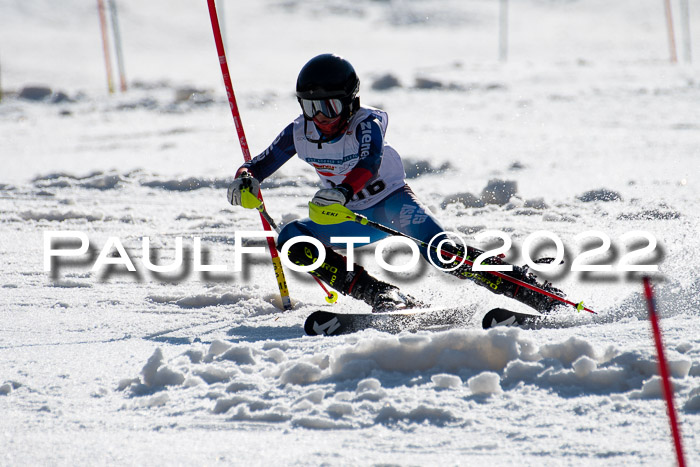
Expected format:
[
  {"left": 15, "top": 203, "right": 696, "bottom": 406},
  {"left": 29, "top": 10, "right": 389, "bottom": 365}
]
[
  {"left": 239, "top": 188, "right": 338, "bottom": 304},
  {"left": 206, "top": 0, "right": 292, "bottom": 310},
  {"left": 309, "top": 202, "right": 596, "bottom": 314}
]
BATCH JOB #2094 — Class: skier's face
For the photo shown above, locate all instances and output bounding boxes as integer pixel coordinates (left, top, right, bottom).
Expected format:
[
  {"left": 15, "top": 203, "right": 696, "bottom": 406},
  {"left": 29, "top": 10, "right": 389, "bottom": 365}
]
[{"left": 313, "top": 113, "right": 343, "bottom": 136}]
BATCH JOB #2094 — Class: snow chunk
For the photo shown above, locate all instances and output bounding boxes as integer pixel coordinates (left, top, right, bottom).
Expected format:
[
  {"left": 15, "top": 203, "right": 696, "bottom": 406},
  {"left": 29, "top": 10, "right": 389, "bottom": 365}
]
[
  {"left": 279, "top": 362, "right": 322, "bottom": 385},
  {"left": 668, "top": 358, "right": 692, "bottom": 379},
  {"left": 193, "top": 366, "right": 236, "bottom": 385},
  {"left": 355, "top": 378, "right": 386, "bottom": 401},
  {"left": 467, "top": 372, "right": 502, "bottom": 395},
  {"left": 326, "top": 402, "right": 354, "bottom": 418},
  {"left": 144, "top": 393, "right": 169, "bottom": 408},
  {"left": 375, "top": 404, "right": 457, "bottom": 426},
  {"left": 19, "top": 85, "right": 52, "bottom": 101},
  {"left": 51, "top": 280, "right": 91, "bottom": 288},
  {"left": 265, "top": 348, "right": 286, "bottom": 364},
  {"left": 213, "top": 396, "right": 248, "bottom": 414},
  {"left": 182, "top": 377, "right": 202, "bottom": 388},
  {"left": 371, "top": 73, "right": 402, "bottom": 91},
  {"left": 403, "top": 157, "right": 451, "bottom": 179},
  {"left": 539, "top": 336, "right": 598, "bottom": 366},
  {"left": 207, "top": 340, "right": 232, "bottom": 358},
  {"left": 78, "top": 173, "right": 123, "bottom": 190},
  {"left": 329, "top": 328, "right": 526, "bottom": 379},
  {"left": 292, "top": 416, "right": 352, "bottom": 430},
  {"left": 431, "top": 373, "right": 462, "bottom": 389},
  {"left": 19, "top": 209, "right": 104, "bottom": 222},
  {"left": 684, "top": 395, "right": 700, "bottom": 412},
  {"left": 577, "top": 188, "right": 622, "bottom": 202},
  {"left": 441, "top": 192, "right": 485, "bottom": 209},
  {"left": 684, "top": 387, "right": 700, "bottom": 412},
  {"left": 503, "top": 360, "right": 545, "bottom": 383},
  {"left": 117, "top": 378, "right": 140, "bottom": 391},
  {"left": 631, "top": 376, "right": 664, "bottom": 399},
  {"left": 481, "top": 179, "right": 518, "bottom": 206},
  {"left": 219, "top": 346, "right": 256, "bottom": 365},
  {"left": 298, "top": 390, "right": 325, "bottom": 405},
  {"left": 226, "top": 382, "right": 258, "bottom": 393},
  {"left": 141, "top": 348, "right": 185, "bottom": 388},
  {"left": 229, "top": 408, "right": 291, "bottom": 423},
  {"left": 356, "top": 378, "right": 381, "bottom": 392},
  {"left": 572, "top": 356, "right": 598, "bottom": 377},
  {"left": 183, "top": 349, "right": 204, "bottom": 364},
  {"left": 140, "top": 176, "right": 226, "bottom": 192}
]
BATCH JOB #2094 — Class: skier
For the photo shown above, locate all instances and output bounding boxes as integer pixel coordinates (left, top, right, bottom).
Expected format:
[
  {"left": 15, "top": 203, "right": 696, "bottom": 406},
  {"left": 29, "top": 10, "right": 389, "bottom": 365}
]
[{"left": 227, "top": 53, "right": 562, "bottom": 313}]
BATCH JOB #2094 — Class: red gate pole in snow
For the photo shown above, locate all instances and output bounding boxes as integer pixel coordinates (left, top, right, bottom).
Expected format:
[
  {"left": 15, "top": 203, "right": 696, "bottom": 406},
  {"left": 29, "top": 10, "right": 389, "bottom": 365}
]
[
  {"left": 205, "top": 0, "right": 292, "bottom": 310},
  {"left": 97, "top": 0, "right": 115, "bottom": 93},
  {"left": 642, "top": 277, "right": 685, "bottom": 467},
  {"left": 663, "top": 0, "right": 678, "bottom": 63}
]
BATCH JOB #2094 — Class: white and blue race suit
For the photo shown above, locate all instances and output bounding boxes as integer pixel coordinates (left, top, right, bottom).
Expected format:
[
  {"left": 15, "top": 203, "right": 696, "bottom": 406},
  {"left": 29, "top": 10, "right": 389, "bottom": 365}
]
[{"left": 240, "top": 106, "right": 445, "bottom": 261}]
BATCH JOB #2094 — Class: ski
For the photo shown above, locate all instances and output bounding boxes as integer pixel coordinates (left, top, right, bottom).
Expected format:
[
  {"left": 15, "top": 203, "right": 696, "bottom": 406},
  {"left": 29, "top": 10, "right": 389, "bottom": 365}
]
[
  {"left": 481, "top": 308, "right": 544, "bottom": 329},
  {"left": 304, "top": 307, "right": 472, "bottom": 336}
]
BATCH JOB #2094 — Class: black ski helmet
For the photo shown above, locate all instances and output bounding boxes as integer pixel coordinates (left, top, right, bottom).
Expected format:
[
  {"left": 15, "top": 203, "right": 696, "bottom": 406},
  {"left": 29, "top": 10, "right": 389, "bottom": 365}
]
[{"left": 296, "top": 54, "right": 360, "bottom": 124}]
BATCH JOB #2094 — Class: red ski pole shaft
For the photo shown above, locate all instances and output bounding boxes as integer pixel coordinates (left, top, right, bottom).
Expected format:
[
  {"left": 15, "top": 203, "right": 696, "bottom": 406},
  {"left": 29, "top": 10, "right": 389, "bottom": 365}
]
[
  {"left": 206, "top": 0, "right": 292, "bottom": 310},
  {"left": 642, "top": 277, "right": 685, "bottom": 467}
]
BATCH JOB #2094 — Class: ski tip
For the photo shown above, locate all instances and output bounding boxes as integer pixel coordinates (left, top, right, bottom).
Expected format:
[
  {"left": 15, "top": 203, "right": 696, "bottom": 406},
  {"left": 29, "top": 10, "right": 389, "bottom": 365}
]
[
  {"left": 482, "top": 308, "right": 513, "bottom": 329},
  {"left": 304, "top": 311, "right": 342, "bottom": 336},
  {"left": 481, "top": 308, "right": 542, "bottom": 330}
]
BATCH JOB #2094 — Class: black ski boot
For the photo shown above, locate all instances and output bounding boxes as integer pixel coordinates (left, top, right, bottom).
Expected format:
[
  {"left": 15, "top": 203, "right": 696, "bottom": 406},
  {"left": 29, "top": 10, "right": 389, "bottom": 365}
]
[
  {"left": 348, "top": 270, "right": 424, "bottom": 313},
  {"left": 283, "top": 239, "right": 423, "bottom": 312},
  {"left": 503, "top": 265, "right": 565, "bottom": 313},
  {"left": 443, "top": 244, "right": 565, "bottom": 314}
]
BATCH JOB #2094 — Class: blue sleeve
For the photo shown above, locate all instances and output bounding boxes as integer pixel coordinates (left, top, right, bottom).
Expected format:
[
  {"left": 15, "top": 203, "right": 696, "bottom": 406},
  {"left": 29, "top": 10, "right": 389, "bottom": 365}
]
[
  {"left": 241, "top": 123, "right": 296, "bottom": 181},
  {"left": 353, "top": 116, "right": 384, "bottom": 177}
]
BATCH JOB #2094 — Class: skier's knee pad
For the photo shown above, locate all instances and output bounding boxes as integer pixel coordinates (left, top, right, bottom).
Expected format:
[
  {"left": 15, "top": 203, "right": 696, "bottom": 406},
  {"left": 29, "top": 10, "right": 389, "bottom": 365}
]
[
  {"left": 276, "top": 221, "right": 310, "bottom": 251},
  {"left": 283, "top": 238, "right": 363, "bottom": 294},
  {"left": 284, "top": 240, "right": 323, "bottom": 267}
]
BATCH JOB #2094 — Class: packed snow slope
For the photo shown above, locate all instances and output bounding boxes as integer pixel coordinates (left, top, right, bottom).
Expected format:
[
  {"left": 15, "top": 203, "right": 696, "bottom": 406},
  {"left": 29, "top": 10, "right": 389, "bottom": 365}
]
[{"left": 1, "top": 0, "right": 700, "bottom": 465}]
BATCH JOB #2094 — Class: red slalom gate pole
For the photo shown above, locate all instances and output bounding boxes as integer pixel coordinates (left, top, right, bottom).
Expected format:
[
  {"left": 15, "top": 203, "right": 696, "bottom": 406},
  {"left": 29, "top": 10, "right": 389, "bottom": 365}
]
[
  {"left": 206, "top": 0, "right": 292, "bottom": 310},
  {"left": 642, "top": 277, "right": 685, "bottom": 467},
  {"left": 663, "top": 0, "right": 679, "bottom": 63}
]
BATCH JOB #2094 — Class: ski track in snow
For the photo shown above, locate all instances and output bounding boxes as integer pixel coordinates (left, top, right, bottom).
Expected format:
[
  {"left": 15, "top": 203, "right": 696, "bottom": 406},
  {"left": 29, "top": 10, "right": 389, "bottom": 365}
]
[{"left": 2, "top": 0, "right": 700, "bottom": 464}]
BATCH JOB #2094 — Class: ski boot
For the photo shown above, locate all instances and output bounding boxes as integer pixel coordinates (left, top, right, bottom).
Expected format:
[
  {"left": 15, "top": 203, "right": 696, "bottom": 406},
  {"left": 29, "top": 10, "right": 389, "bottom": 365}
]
[
  {"left": 284, "top": 239, "right": 422, "bottom": 312},
  {"left": 348, "top": 270, "right": 424, "bottom": 313},
  {"left": 444, "top": 243, "right": 565, "bottom": 314},
  {"left": 503, "top": 265, "right": 565, "bottom": 313}
]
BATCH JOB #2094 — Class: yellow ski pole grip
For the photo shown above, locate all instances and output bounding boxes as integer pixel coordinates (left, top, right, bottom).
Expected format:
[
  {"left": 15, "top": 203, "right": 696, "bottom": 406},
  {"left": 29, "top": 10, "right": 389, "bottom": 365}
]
[
  {"left": 308, "top": 202, "right": 367, "bottom": 225},
  {"left": 240, "top": 187, "right": 263, "bottom": 209}
]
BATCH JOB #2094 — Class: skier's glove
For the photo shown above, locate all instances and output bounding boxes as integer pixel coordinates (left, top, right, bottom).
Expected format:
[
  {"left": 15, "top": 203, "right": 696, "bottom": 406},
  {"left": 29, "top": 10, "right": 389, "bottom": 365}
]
[
  {"left": 311, "top": 184, "right": 353, "bottom": 206},
  {"left": 227, "top": 172, "right": 261, "bottom": 209}
]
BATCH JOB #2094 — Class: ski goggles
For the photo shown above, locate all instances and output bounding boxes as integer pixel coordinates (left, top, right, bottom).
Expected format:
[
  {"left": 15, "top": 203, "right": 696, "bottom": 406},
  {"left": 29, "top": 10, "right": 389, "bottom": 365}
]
[{"left": 300, "top": 98, "right": 344, "bottom": 119}]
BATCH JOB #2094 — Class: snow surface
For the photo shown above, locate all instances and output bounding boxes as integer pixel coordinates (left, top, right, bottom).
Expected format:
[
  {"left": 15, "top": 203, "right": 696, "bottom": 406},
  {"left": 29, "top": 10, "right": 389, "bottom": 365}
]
[{"left": 2, "top": 0, "right": 700, "bottom": 464}]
